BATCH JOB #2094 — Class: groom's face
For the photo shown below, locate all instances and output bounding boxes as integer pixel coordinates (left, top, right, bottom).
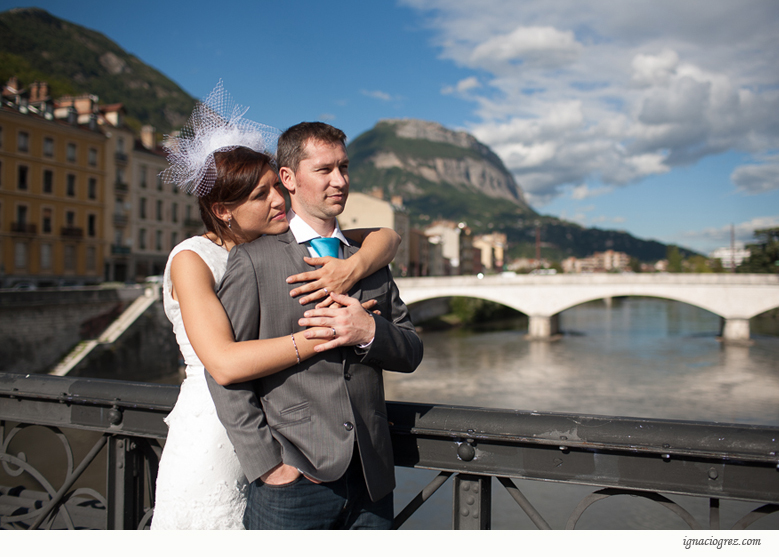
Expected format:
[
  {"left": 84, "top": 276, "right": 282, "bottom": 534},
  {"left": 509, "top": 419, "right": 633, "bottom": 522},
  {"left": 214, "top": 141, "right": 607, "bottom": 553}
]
[{"left": 285, "top": 139, "right": 349, "bottom": 222}]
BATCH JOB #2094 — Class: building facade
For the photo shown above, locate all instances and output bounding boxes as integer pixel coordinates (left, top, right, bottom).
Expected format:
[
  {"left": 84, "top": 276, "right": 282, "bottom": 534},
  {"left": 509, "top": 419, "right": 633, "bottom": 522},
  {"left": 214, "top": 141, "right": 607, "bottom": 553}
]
[
  {"left": 1, "top": 93, "right": 107, "bottom": 287},
  {"left": 1, "top": 78, "right": 200, "bottom": 286},
  {"left": 337, "top": 191, "right": 410, "bottom": 274}
]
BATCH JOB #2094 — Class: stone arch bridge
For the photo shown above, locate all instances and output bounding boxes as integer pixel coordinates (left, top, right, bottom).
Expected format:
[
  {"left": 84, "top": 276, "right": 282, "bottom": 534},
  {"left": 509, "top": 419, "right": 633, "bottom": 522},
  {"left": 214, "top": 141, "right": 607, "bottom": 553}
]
[{"left": 395, "top": 273, "right": 779, "bottom": 342}]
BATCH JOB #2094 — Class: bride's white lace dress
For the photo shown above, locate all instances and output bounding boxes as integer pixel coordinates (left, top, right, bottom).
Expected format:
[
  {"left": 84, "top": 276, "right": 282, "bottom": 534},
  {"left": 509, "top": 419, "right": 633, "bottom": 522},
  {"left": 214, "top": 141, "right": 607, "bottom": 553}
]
[{"left": 151, "top": 236, "right": 247, "bottom": 530}]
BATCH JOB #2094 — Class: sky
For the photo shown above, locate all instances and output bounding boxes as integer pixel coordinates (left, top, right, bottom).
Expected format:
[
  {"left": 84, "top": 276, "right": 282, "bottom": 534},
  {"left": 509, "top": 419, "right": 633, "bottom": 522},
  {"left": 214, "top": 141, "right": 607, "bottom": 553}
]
[{"left": 3, "top": 0, "right": 778, "bottom": 254}]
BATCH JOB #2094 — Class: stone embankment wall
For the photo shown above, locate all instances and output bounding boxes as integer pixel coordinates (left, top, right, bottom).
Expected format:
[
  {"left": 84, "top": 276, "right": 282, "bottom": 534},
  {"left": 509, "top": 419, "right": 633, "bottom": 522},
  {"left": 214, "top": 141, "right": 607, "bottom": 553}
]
[{"left": 0, "top": 286, "right": 179, "bottom": 379}]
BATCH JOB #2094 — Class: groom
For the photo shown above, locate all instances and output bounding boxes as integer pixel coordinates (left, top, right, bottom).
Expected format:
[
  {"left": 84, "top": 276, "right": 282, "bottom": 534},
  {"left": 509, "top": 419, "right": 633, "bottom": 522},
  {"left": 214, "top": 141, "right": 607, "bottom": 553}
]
[{"left": 205, "top": 122, "right": 423, "bottom": 529}]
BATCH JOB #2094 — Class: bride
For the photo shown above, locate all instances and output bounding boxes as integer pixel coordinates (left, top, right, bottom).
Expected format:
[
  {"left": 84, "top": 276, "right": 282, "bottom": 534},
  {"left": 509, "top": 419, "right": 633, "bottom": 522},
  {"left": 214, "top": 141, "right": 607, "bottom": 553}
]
[{"left": 150, "top": 82, "right": 400, "bottom": 529}]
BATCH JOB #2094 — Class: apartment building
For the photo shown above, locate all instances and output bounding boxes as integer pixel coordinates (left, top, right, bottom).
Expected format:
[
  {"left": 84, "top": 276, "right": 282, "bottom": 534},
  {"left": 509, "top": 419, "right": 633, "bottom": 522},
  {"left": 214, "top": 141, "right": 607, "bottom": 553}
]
[
  {"left": 1, "top": 78, "right": 200, "bottom": 286},
  {"left": 337, "top": 191, "right": 410, "bottom": 274},
  {"left": 1, "top": 83, "right": 107, "bottom": 287}
]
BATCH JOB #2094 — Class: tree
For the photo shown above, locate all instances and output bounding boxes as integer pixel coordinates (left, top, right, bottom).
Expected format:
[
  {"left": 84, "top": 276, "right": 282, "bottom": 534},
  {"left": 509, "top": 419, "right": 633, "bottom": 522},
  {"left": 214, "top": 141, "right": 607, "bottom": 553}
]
[
  {"left": 666, "top": 245, "right": 683, "bottom": 273},
  {"left": 739, "top": 227, "right": 779, "bottom": 273}
]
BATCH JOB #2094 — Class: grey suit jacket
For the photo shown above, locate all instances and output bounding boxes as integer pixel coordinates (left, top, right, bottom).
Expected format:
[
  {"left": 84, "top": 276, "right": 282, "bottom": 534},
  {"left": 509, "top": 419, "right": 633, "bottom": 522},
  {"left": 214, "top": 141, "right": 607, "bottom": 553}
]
[{"left": 205, "top": 229, "right": 423, "bottom": 502}]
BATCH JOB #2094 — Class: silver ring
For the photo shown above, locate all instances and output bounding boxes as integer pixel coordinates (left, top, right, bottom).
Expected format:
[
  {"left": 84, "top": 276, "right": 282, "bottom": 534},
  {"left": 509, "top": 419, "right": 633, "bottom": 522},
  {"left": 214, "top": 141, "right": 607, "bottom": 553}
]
[
  {"left": 323, "top": 288, "right": 328, "bottom": 295},
  {"left": 332, "top": 327, "right": 337, "bottom": 338}
]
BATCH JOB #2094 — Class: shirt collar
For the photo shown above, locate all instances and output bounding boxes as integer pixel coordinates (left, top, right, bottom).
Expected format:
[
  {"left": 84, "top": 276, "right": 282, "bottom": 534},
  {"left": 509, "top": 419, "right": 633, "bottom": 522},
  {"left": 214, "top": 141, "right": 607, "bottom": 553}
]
[{"left": 287, "top": 210, "right": 350, "bottom": 246}]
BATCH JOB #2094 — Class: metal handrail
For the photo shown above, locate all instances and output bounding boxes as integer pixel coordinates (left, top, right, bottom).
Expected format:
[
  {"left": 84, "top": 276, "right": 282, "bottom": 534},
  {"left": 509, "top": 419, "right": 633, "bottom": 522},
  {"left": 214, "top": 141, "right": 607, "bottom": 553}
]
[{"left": 1, "top": 372, "right": 778, "bottom": 529}]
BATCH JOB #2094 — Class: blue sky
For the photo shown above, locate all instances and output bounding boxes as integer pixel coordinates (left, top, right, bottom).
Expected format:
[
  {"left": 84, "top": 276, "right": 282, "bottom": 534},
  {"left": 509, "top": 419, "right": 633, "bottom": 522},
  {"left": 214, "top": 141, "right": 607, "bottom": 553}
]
[{"left": 3, "top": 0, "right": 778, "bottom": 254}]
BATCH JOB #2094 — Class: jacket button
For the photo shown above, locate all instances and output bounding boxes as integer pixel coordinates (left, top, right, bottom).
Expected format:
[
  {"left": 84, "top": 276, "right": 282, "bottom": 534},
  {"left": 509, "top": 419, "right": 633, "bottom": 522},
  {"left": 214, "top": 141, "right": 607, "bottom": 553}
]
[
  {"left": 344, "top": 422, "right": 354, "bottom": 431},
  {"left": 344, "top": 372, "right": 351, "bottom": 380}
]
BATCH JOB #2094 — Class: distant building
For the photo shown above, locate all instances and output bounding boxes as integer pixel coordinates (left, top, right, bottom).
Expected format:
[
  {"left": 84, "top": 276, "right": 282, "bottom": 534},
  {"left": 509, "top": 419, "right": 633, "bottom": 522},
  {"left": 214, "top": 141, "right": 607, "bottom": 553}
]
[
  {"left": 1, "top": 82, "right": 107, "bottom": 287},
  {"left": 337, "top": 190, "right": 410, "bottom": 274},
  {"left": 709, "top": 244, "right": 750, "bottom": 271},
  {"left": 472, "top": 232, "right": 506, "bottom": 272},
  {"left": 1, "top": 77, "right": 199, "bottom": 287},
  {"left": 424, "top": 220, "right": 478, "bottom": 275},
  {"left": 562, "top": 249, "right": 631, "bottom": 273}
]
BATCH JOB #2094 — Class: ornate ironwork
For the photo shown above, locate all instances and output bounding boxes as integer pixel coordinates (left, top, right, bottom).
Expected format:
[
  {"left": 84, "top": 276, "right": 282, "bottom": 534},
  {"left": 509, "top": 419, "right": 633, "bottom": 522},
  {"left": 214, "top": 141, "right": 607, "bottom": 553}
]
[{"left": 1, "top": 372, "right": 778, "bottom": 529}]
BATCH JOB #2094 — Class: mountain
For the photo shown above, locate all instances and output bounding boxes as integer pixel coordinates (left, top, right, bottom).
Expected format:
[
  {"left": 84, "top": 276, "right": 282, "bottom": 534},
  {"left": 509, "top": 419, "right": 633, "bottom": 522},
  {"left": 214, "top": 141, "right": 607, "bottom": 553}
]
[
  {"left": 0, "top": 7, "right": 195, "bottom": 133},
  {"left": 348, "top": 119, "right": 683, "bottom": 262}
]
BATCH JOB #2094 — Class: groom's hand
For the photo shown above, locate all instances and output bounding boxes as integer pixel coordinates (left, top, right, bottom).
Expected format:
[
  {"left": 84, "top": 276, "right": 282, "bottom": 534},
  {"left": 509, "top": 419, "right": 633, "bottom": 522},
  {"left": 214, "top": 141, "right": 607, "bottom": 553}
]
[{"left": 261, "top": 463, "right": 321, "bottom": 485}]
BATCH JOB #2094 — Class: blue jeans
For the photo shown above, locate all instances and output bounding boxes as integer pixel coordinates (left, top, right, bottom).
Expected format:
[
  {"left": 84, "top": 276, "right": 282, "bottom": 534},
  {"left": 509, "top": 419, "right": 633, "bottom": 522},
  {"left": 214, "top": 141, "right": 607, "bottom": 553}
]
[{"left": 243, "top": 452, "right": 394, "bottom": 530}]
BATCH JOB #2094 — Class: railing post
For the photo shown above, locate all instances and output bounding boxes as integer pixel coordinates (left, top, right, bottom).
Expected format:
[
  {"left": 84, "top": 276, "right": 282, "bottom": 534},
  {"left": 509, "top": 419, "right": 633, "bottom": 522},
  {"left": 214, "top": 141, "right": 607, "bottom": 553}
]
[
  {"left": 106, "top": 436, "right": 145, "bottom": 530},
  {"left": 452, "top": 474, "right": 491, "bottom": 529}
]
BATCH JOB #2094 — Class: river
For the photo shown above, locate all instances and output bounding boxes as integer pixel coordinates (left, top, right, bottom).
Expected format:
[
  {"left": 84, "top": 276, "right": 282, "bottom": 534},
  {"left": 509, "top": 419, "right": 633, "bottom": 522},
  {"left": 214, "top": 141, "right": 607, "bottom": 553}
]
[{"left": 387, "top": 297, "right": 779, "bottom": 529}]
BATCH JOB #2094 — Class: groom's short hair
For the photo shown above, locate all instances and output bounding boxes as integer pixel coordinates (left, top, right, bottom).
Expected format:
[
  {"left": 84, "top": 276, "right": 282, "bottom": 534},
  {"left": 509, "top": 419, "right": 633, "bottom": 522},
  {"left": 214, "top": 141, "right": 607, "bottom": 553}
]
[{"left": 277, "top": 122, "right": 347, "bottom": 173}]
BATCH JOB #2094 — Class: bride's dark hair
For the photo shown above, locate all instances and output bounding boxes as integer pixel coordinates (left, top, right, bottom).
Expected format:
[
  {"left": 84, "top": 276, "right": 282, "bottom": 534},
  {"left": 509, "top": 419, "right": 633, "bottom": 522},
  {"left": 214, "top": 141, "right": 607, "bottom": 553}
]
[{"left": 198, "top": 147, "right": 275, "bottom": 246}]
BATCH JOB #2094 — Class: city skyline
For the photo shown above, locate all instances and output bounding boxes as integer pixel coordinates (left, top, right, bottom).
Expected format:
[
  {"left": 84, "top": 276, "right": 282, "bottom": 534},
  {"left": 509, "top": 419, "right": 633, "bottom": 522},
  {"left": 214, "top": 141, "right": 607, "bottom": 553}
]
[{"left": 3, "top": 0, "right": 777, "bottom": 254}]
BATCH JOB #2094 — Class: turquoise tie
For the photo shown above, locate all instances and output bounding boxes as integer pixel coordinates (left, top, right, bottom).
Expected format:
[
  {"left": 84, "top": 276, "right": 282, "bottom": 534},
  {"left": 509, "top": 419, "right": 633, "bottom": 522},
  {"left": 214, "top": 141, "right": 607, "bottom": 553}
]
[{"left": 309, "top": 237, "right": 341, "bottom": 258}]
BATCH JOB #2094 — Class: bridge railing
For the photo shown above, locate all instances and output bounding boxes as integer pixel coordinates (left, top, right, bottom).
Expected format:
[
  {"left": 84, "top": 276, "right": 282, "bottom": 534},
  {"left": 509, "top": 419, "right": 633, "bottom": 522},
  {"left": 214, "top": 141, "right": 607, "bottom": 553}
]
[{"left": 1, "top": 371, "right": 777, "bottom": 530}]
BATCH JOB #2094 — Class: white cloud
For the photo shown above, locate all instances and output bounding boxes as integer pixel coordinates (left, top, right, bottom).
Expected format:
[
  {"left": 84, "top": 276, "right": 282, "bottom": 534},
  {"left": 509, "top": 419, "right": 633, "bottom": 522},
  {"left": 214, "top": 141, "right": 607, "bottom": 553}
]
[
  {"left": 360, "top": 89, "right": 396, "bottom": 102},
  {"left": 402, "top": 0, "right": 779, "bottom": 205},
  {"left": 731, "top": 155, "right": 779, "bottom": 194},
  {"left": 442, "top": 76, "right": 482, "bottom": 96},
  {"left": 470, "top": 26, "right": 582, "bottom": 69},
  {"left": 681, "top": 215, "right": 779, "bottom": 249},
  {"left": 571, "top": 184, "right": 613, "bottom": 200}
]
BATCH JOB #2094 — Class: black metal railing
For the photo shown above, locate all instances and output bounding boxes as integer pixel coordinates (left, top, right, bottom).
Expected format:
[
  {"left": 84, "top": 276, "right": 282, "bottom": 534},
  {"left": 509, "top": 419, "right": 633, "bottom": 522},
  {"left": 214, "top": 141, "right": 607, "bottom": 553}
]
[{"left": 1, "top": 372, "right": 777, "bottom": 530}]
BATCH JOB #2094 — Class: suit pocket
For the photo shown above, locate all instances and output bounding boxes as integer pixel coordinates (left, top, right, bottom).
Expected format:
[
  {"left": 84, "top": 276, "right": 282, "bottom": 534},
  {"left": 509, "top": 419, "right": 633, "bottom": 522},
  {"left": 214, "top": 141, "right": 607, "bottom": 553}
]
[{"left": 275, "top": 401, "right": 311, "bottom": 429}]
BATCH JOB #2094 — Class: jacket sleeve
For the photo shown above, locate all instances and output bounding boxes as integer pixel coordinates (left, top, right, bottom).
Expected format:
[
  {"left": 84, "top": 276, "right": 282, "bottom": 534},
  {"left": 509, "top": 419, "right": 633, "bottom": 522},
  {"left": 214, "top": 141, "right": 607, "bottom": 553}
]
[
  {"left": 355, "top": 269, "right": 423, "bottom": 373},
  {"left": 204, "top": 245, "right": 283, "bottom": 482}
]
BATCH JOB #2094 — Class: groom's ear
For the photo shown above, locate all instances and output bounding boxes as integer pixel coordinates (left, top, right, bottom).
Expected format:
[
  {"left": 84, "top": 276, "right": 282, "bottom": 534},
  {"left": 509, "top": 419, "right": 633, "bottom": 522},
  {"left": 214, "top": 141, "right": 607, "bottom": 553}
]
[{"left": 279, "top": 167, "right": 296, "bottom": 194}]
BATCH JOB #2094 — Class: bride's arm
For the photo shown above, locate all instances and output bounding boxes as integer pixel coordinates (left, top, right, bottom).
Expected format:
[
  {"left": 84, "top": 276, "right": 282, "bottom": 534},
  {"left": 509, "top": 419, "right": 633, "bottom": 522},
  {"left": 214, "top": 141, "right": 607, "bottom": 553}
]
[
  {"left": 287, "top": 227, "right": 401, "bottom": 304},
  {"left": 171, "top": 250, "right": 333, "bottom": 386}
]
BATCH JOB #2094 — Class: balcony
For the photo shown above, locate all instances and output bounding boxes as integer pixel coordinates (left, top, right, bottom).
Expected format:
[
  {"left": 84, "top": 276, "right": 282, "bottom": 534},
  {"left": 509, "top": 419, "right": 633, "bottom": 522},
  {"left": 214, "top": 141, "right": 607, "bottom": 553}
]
[
  {"left": 111, "top": 245, "right": 131, "bottom": 255},
  {"left": 60, "top": 227, "right": 84, "bottom": 238},
  {"left": 11, "top": 222, "right": 37, "bottom": 234},
  {"left": 184, "top": 218, "right": 202, "bottom": 229},
  {"left": 113, "top": 213, "right": 129, "bottom": 227},
  {"left": 114, "top": 181, "right": 129, "bottom": 193},
  {"left": 114, "top": 152, "right": 128, "bottom": 164}
]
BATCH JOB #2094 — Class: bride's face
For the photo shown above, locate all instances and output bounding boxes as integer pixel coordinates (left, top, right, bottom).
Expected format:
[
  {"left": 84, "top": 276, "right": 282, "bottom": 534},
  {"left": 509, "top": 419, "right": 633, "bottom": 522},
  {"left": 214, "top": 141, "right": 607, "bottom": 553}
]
[{"left": 230, "top": 165, "right": 289, "bottom": 243}]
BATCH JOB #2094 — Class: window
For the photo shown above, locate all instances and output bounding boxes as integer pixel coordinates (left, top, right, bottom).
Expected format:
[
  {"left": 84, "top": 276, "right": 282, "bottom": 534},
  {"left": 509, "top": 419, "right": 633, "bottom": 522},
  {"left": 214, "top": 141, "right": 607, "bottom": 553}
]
[
  {"left": 117, "top": 137, "right": 125, "bottom": 154},
  {"left": 171, "top": 231, "right": 178, "bottom": 249},
  {"left": 43, "top": 169, "right": 53, "bottom": 194},
  {"left": 88, "top": 178, "right": 97, "bottom": 199},
  {"left": 172, "top": 202, "right": 178, "bottom": 223},
  {"left": 156, "top": 199, "right": 163, "bottom": 221},
  {"left": 139, "top": 165, "right": 147, "bottom": 188},
  {"left": 139, "top": 228, "right": 147, "bottom": 250},
  {"left": 66, "top": 210, "right": 76, "bottom": 227},
  {"left": 42, "top": 208, "right": 53, "bottom": 234},
  {"left": 18, "top": 165, "right": 29, "bottom": 190},
  {"left": 14, "top": 242, "right": 28, "bottom": 269},
  {"left": 67, "top": 143, "right": 76, "bottom": 162},
  {"left": 66, "top": 174, "right": 76, "bottom": 196},
  {"left": 140, "top": 197, "right": 147, "bottom": 219},
  {"left": 18, "top": 131, "right": 29, "bottom": 152},
  {"left": 87, "top": 214, "right": 97, "bottom": 237},
  {"left": 88, "top": 147, "right": 97, "bottom": 166},
  {"left": 156, "top": 173, "right": 163, "bottom": 191},
  {"left": 155, "top": 230, "right": 163, "bottom": 251},
  {"left": 44, "top": 137, "right": 54, "bottom": 157},
  {"left": 64, "top": 245, "right": 75, "bottom": 271},
  {"left": 16, "top": 205, "right": 28, "bottom": 226},
  {"left": 86, "top": 246, "right": 96, "bottom": 272},
  {"left": 40, "top": 244, "right": 52, "bottom": 270}
]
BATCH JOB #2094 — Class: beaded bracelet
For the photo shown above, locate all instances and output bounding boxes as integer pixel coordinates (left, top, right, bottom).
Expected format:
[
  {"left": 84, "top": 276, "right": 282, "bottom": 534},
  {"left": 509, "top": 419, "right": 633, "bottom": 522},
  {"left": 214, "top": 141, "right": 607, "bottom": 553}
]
[{"left": 290, "top": 334, "right": 300, "bottom": 364}]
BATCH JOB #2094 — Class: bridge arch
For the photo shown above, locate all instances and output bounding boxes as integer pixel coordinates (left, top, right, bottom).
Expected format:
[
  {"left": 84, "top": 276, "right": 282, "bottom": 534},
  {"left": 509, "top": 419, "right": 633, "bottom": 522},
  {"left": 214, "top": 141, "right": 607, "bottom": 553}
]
[{"left": 396, "top": 274, "right": 779, "bottom": 342}]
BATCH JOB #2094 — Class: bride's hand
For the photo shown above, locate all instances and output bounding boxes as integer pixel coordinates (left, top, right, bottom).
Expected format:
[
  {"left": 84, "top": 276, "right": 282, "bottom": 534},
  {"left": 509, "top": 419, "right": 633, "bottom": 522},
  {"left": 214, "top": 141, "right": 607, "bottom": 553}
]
[{"left": 286, "top": 256, "right": 359, "bottom": 305}]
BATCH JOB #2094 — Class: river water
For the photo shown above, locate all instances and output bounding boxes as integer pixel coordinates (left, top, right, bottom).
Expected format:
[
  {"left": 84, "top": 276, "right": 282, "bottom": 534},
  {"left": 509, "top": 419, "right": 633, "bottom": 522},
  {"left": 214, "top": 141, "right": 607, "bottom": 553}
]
[{"left": 387, "top": 297, "right": 779, "bottom": 529}]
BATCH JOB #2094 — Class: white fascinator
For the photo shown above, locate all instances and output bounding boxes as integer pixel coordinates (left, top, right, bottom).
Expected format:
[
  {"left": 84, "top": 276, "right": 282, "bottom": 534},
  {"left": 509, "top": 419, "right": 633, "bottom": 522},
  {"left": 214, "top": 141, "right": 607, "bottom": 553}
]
[{"left": 160, "top": 80, "right": 281, "bottom": 197}]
